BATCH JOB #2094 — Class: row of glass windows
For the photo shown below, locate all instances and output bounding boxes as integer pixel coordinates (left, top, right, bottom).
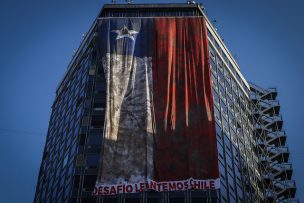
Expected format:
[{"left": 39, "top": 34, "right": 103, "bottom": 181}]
[
  {"left": 35, "top": 48, "right": 97, "bottom": 203},
  {"left": 71, "top": 53, "right": 108, "bottom": 201},
  {"left": 209, "top": 42, "right": 257, "bottom": 146},
  {"left": 207, "top": 39, "right": 261, "bottom": 202},
  {"left": 69, "top": 192, "right": 219, "bottom": 203},
  {"left": 207, "top": 29, "right": 248, "bottom": 96}
]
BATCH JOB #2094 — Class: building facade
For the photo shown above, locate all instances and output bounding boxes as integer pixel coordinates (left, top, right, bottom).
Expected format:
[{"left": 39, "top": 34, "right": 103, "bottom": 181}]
[{"left": 34, "top": 3, "right": 297, "bottom": 203}]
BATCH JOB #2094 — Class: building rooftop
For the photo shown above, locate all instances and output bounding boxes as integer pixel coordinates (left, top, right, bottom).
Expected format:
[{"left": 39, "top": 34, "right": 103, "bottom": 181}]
[
  {"left": 100, "top": 3, "right": 203, "bottom": 10},
  {"left": 99, "top": 3, "right": 205, "bottom": 17}
]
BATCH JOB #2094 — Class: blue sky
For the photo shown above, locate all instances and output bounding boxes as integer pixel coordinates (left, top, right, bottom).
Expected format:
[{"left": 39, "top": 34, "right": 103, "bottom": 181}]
[{"left": 0, "top": 0, "right": 303, "bottom": 202}]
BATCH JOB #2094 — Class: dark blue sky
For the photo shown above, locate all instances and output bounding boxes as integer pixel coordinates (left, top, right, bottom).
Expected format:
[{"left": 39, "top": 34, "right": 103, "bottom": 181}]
[{"left": 0, "top": 0, "right": 303, "bottom": 202}]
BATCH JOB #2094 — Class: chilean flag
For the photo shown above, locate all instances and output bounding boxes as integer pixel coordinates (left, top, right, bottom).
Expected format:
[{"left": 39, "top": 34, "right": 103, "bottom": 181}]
[{"left": 95, "top": 17, "right": 219, "bottom": 195}]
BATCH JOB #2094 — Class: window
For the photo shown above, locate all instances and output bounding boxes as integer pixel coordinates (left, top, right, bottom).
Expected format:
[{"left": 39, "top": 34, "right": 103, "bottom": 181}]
[
  {"left": 218, "top": 68, "right": 224, "bottom": 84},
  {"left": 226, "top": 154, "right": 233, "bottom": 172},
  {"left": 227, "top": 96, "right": 233, "bottom": 111},
  {"left": 235, "top": 166, "right": 241, "bottom": 184},
  {"left": 222, "top": 118, "right": 229, "bottom": 135},
  {"left": 219, "top": 84, "right": 225, "bottom": 98},
  {"left": 226, "top": 83, "right": 232, "bottom": 96},
  {"left": 215, "top": 41, "right": 221, "bottom": 55},
  {"left": 222, "top": 53, "right": 229, "bottom": 65},
  {"left": 218, "top": 144, "right": 224, "bottom": 159},
  {"left": 64, "top": 182, "right": 72, "bottom": 200},
  {"left": 85, "top": 99, "right": 91, "bottom": 108},
  {"left": 215, "top": 123, "right": 222, "bottom": 135},
  {"left": 59, "top": 174, "right": 65, "bottom": 188},
  {"left": 210, "top": 57, "right": 216, "bottom": 72},
  {"left": 101, "top": 198, "right": 119, "bottom": 203},
  {"left": 89, "top": 68, "right": 95, "bottom": 75},
  {"left": 125, "top": 198, "right": 140, "bottom": 203},
  {"left": 211, "top": 72, "right": 217, "bottom": 85},
  {"left": 76, "top": 154, "right": 85, "bottom": 166},
  {"left": 73, "top": 175, "right": 80, "bottom": 189},
  {"left": 88, "top": 134, "right": 102, "bottom": 146},
  {"left": 214, "top": 106, "right": 221, "bottom": 122},
  {"left": 63, "top": 154, "right": 68, "bottom": 167},
  {"left": 219, "top": 160, "right": 226, "bottom": 178},
  {"left": 95, "top": 81, "right": 106, "bottom": 92},
  {"left": 220, "top": 182, "right": 228, "bottom": 201},
  {"left": 93, "top": 101, "right": 105, "bottom": 110},
  {"left": 79, "top": 133, "right": 86, "bottom": 146},
  {"left": 86, "top": 154, "right": 100, "bottom": 167},
  {"left": 208, "top": 30, "right": 214, "bottom": 43},
  {"left": 221, "top": 100, "right": 227, "bottom": 114},
  {"left": 229, "top": 194, "right": 237, "bottom": 203},
  {"left": 91, "top": 116, "right": 104, "bottom": 128},
  {"left": 227, "top": 172, "right": 235, "bottom": 192},
  {"left": 83, "top": 175, "right": 97, "bottom": 188},
  {"left": 82, "top": 116, "right": 90, "bottom": 126},
  {"left": 224, "top": 134, "right": 231, "bottom": 153}
]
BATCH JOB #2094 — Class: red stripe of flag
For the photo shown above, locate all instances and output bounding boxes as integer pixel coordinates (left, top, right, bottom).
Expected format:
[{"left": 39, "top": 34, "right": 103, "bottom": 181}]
[{"left": 152, "top": 17, "right": 219, "bottom": 181}]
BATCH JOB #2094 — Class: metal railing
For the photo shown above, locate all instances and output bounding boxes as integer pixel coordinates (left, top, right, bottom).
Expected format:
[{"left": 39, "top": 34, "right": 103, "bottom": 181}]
[{"left": 249, "top": 83, "right": 297, "bottom": 202}]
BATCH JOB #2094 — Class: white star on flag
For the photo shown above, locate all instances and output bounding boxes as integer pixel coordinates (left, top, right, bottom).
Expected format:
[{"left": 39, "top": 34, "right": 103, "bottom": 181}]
[{"left": 111, "top": 25, "right": 138, "bottom": 41}]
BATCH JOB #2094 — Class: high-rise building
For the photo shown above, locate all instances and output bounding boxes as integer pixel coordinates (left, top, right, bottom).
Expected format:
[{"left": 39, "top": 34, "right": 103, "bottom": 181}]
[{"left": 34, "top": 3, "right": 298, "bottom": 203}]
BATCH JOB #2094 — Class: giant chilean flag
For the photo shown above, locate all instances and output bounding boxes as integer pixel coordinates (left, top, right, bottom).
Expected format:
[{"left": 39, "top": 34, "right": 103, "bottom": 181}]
[{"left": 94, "top": 17, "right": 219, "bottom": 195}]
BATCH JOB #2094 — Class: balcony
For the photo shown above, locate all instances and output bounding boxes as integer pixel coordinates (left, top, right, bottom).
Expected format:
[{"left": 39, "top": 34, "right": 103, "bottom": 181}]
[
  {"left": 266, "top": 131, "right": 286, "bottom": 146},
  {"left": 261, "top": 89, "right": 277, "bottom": 100},
  {"left": 267, "top": 147, "right": 289, "bottom": 163},
  {"left": 260, "top": 115, "right": 283, "bottom": 131},
  {"left": 271, "top": 163, "right": 293, "bottom": 180},
  {"left": 249, "top": 83, "right": 267, "bottom": 96},
  {"left": 274, "top": 180, "right": 297, "bottom": 199},
  {"left": 250, "top": 83, "right": 278, "bottom": 100},
  {"left": 254, "top": 100, "right": 280, "bottom": 116}
]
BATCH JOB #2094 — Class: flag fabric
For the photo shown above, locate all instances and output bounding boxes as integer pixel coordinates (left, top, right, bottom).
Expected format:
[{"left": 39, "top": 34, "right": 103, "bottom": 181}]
[
  {"left": 94, "top": 17, "right": 219, "bottom": 195},
  {"left": 152, "top": 18, "right": 218, "bottom": 181},
  {"left": 97, "top": 18, "right": 155, "bottom": 184}
]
